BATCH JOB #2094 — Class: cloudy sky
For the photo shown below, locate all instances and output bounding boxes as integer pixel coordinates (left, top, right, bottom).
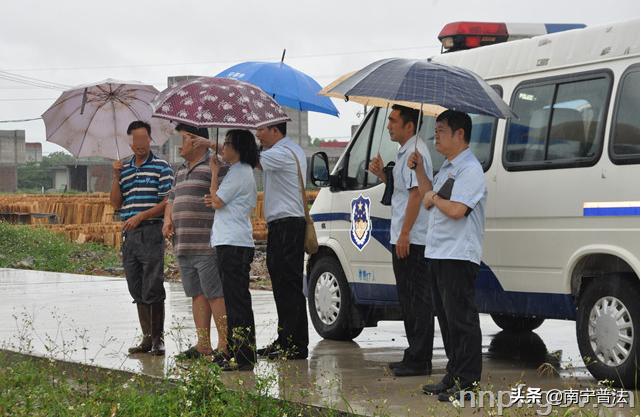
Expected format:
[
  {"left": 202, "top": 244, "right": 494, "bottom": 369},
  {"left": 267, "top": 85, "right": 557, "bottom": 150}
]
[{"left": 2, "top": 0, "right": 639, "bottom": 154}]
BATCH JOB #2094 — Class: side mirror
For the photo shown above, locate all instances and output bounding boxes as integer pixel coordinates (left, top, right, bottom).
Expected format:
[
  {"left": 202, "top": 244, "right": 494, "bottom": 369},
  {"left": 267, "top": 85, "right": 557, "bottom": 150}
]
[{"left": 311, "top": 151, "right": 330, "bottom": 187}]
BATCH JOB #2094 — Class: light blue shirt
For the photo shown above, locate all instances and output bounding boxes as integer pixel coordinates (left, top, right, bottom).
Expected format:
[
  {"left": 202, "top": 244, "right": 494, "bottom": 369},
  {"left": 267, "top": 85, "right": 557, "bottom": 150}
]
[
  {"left": 425, "top": 148, "right": 487, "bottom": 265},
  {"left": 390, "top": 135, "right": 434, "bottom": 245},
  {"left": 260, "top": 136, "right": 307, "bottom": 223},
  {"left": 210, "top": 162, "right": 257, "bottom": 248}
]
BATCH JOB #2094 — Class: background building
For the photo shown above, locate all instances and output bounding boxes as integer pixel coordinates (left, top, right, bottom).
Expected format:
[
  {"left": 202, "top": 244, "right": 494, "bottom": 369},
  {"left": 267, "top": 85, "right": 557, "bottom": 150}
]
[
  {"left": 25, "top": 142, "right": 43, "bottom": 163},
  {"left": 0, "top": 130, "right": 26, "bottom": 192}
]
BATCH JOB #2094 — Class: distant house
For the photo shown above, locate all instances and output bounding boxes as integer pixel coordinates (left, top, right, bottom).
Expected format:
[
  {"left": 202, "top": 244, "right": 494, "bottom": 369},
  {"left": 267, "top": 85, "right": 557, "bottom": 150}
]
[
  {"left": 50, "top": 158, "right": 114, "bottom": 193},
  {"left": 25, "top": 142, "right": 43, "bottom": 163}
]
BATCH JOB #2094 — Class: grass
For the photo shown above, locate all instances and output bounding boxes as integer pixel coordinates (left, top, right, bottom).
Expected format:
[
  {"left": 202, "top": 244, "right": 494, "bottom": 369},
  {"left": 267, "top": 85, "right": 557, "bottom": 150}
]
[
  {"left": 0, "top": 222, "right": 120, "bottom": 274},
  {"left": 0, "top": 350, "right": 354, "bottom": 417},
  {"left": 0, "top": 222, "right": 272, "bottom": 288}
]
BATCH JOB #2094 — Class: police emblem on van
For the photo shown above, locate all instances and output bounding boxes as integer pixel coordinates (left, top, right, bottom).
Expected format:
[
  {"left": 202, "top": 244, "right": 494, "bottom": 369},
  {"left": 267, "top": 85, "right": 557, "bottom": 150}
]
[{"left": 350, "top": 195, "right": 372, "bottom": 251}]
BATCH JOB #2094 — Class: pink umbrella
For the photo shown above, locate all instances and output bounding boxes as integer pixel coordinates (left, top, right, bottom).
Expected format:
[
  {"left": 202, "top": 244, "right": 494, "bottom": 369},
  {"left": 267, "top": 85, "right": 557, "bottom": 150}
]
[{"left": 151, "top": 76, "right": 291, "bottom": 129}]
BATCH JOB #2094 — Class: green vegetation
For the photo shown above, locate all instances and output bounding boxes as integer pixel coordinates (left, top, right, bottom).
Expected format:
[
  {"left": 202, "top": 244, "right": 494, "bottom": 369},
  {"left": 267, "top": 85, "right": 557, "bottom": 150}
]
[
  {"left": 0, "top": 351, "right": 351, "bottom": 417},
  {"left": 0, "top": 222, "right": 119, "bottom": 274},
  {"left": 17, "top": 151, "right": 75, "bottom": 191}
]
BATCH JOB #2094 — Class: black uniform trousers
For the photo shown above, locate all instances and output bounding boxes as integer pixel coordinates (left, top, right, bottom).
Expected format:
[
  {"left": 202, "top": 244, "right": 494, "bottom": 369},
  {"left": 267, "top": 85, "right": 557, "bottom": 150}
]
[
  {"left": 266, "top": 216, "right": 308, "bottom": 356},
  {"left": 428, "top": 258, "right": 482, "bottom": 386},
  {"left": 216, "top": 245, "right": 256, "bottom": 366},
  {"left": 392, "top": 244, "right": 434, "bottom": 369}
]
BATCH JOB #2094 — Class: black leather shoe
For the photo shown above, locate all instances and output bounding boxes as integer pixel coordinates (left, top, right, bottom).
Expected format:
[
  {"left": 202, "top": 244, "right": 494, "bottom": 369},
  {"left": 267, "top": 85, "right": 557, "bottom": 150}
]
[
  {"left": 266, "top": 348, "right": 308, "bottom": 360},
  {"left": 392, "top": 363, "right": 430, "bottom": 377},
  {"left": 422, "top": 377, "right": 455, "bottom": 395},
  {"left": 256, "top": 343, "right": 281, "bottom": 357},
  {"left": 438, "top": 384, "right": 475, "bottom": 402},
  {"left": 387, "top": 361, "right": 404, "bottom": 370}
]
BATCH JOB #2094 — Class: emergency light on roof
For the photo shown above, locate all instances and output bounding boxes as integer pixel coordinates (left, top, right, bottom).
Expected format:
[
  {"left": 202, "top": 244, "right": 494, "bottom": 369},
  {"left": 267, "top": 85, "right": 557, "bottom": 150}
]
[{"left": 438, "top": 22, "right": 586, "bottom": 53}]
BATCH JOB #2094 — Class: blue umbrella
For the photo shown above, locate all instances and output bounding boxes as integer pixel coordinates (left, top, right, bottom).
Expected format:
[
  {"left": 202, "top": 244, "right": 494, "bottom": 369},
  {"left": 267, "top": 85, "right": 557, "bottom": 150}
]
[
  {"left": 321, "top": 58, "right": 515, "bottom": 119},
  {"left": 216, "top": 54, "right": 339, "bottom": 117}
]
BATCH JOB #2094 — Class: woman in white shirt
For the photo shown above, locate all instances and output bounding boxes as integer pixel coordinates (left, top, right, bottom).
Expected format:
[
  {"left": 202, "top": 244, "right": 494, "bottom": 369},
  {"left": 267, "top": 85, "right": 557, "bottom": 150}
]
[{"left": 205, "top": 129, "right": 258, "bottom": 371}]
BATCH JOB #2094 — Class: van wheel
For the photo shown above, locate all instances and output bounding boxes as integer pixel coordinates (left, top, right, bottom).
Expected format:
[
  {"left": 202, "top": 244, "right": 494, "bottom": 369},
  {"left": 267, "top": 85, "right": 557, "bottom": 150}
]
[
  {"left": 491, "top": 314, "right": 545, "bottom": 332},
  {"left": 576, "top": 274, "right": 639, "bottom": 388},
  {"left": 308, "top": 256, "right": 363, "bottom": 341}
]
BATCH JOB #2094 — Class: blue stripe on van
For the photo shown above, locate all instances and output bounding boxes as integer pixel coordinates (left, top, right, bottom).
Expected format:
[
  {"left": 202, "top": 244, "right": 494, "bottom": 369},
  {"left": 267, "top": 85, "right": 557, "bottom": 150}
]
[
  {"left": 583, "top": 206, "right": 640, "bottom": 217},
  {"left": 347, "top": 265, "right": 576, "bottom": 320},
  {"left": 311, "top": 212, "right": 577, "bottom": 320}
]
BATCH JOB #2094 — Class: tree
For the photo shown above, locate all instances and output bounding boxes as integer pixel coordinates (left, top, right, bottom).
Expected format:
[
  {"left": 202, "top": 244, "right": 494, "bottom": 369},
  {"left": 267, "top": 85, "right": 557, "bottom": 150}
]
[
  {"left": 41, "top": 152, "right": 75, "bottom": 168},
  {"left": 17, "top": 162, "right": 51, "bottom": 190},
  {"left": 17, "top": 152, "right": 75, "bottom": 191}
]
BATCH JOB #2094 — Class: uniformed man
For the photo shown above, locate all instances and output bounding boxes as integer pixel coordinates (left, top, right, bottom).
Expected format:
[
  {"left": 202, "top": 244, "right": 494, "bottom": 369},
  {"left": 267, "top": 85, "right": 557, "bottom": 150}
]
[
  {"left": 255, "top": 122, "right": 309, "bottom": 360},
  {"left": 409, "top": 110, "right": 487, "bottom": 401},
  {"left": 370, "top": 104, "right": 435, "bottom": 377}
]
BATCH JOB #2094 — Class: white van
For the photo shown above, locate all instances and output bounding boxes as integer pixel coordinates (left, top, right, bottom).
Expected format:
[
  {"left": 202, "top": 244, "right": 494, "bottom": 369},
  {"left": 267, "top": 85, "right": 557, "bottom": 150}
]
[{"left": 307, "top": 19, "right": 639, "bottom": 387}]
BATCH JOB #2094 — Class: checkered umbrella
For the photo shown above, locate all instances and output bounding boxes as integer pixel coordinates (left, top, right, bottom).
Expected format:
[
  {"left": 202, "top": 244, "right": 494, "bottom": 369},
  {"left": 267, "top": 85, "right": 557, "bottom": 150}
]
[
  {"left": 320, "top": 58, "right": 515, "bottom": 118},
  {"left": 151, "top": 77, "right": 291, "bottom": 129}
]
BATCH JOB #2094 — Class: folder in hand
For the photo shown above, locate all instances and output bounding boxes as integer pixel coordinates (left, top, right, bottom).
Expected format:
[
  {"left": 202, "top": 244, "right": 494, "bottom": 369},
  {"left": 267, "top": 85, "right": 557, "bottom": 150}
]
[{"left": 436, "top": 177, "right": 473, "bottom": 217}]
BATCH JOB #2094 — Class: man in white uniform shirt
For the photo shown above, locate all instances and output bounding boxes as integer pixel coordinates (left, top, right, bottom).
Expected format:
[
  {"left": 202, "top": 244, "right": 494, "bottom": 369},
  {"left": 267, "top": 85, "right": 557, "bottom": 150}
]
[
  {"left": 370, "top": 105, "right": 435, "bottom": 377},
  {"left": 255, "top": 122, "right": 309, "bottom": 360}
]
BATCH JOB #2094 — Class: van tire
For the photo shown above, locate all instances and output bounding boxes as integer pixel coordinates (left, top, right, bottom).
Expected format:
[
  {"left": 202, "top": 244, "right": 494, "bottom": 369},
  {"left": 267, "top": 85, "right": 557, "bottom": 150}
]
[
  {"left": 308, "top": 256, "right": 363, "bottom": 341},
  {"left": 576, "top": 274, "right": 639, "bottom": 388},
  {"left": 490, "top": 314, "right": 545, "bottom": 332}
]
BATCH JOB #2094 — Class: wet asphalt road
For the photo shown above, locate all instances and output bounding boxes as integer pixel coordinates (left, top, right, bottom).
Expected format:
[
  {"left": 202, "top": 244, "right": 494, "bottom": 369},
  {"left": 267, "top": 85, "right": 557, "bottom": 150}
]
[{"left": 1, "top": 269, "right": 637, "bottom": 416}]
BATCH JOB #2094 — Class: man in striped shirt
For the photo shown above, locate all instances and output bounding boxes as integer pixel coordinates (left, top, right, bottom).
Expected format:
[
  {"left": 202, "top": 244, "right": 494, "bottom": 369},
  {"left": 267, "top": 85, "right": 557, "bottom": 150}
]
[
  {"left": 163, "top": 124, "right": 228, "bottom": 360},
  {"left": 110, "top": 120, "right": 174, "bottom": 356}
]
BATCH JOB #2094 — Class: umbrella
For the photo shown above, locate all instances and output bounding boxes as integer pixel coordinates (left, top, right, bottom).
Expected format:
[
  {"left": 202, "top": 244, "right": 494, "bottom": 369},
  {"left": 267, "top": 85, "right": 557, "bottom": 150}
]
[
  {"left": 151, "top": 76, "right": 290, "bottom": 129},
  {"left": 216, "top": 52, "right": 339, "bottom": 146},
  {"left": 216, "top": 53, "right": 339, "bottom": 117},
  {"left": 42, "top": 79, "right": 174, "bottom": 160},
  {"left": 320, "top": 58, "right": 515, "bottom": 119}
]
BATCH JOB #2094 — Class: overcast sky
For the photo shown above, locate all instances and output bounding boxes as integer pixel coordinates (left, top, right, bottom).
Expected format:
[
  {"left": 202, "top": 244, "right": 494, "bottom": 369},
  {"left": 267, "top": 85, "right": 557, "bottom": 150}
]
[{"left": 2, "top": 0, "right": 639, "bottom": 155}]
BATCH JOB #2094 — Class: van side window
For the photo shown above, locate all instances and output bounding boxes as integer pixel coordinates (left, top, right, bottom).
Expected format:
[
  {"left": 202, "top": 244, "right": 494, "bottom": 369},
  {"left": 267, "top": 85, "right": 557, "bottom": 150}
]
[
  {"left": 345, "top": 110, "right": 376, "bottom": 189},
  {"left": 368, "top": 107, "right": 399, "bottom": 187},
  {"left": 610, "top": 67, "right": 640, "bottom": 165},
  {"left": 504, "top": 73, "right": 612, "bottom": 170},
  {"left": 425, "top": 85, "right": 502, "bottom": 173}
]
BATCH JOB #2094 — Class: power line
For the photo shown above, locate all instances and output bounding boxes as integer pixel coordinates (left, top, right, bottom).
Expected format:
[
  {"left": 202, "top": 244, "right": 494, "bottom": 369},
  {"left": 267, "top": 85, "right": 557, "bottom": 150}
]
[
  {"left": 0, "top": 117, "right": 42, "bottom": 123},
  {"left": 0, "top": 70, "right": 70, "bottom": 91},
  {"left": 0, "top": 98, "right": 57, "bottom": 101},
  {"left": 2, "top": 44, "right": 442, "bottom": 72}
]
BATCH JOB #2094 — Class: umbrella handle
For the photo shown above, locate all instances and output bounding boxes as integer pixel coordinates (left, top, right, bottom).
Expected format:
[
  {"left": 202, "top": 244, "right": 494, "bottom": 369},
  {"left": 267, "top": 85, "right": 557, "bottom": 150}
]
[
  {"left": 375, "top": 104, "right": 389, "bottom": 157},
  {"left": 410, "top": 103, "right": 423, "bottom": 170}
]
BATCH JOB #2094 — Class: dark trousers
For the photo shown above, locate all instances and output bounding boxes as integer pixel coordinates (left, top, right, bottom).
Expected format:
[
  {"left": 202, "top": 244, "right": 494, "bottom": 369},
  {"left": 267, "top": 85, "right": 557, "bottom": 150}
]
[
  {"left": 216, "top": 245, "right": 256, "bottom": 366},
  {"left": 266, "top": 217, "right": 308, "bottom": 355},
  {"left": 122, "top": 223, "right": 166, "bottom": 304},
  {"left": 428, "top": 258, "right": 482, "bottom": 385},
  {"left": 392, "top": 244, "right": 434, "bottom": 369}
]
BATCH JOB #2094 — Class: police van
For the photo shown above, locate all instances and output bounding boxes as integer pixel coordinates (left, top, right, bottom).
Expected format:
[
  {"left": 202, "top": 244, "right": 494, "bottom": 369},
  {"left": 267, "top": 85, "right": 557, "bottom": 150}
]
[{"left": 307, "top": 20, "right": 640, "bottom": 386}]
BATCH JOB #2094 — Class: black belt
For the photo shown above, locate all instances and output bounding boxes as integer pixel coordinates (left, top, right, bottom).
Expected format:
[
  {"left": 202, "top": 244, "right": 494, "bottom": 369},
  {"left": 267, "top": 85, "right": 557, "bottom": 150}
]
[
  {"left": 267, "top": 216, "right": 305, "bottom": 227},
  {"left": 140, "top": 219, "right": 163, "bottom": 226}
]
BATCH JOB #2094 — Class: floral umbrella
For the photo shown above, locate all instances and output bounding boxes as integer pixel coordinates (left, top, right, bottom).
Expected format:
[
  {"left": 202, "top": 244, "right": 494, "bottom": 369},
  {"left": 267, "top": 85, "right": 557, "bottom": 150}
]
[{"left": 151, "top": 77, "right": 291, "bottom": 129}]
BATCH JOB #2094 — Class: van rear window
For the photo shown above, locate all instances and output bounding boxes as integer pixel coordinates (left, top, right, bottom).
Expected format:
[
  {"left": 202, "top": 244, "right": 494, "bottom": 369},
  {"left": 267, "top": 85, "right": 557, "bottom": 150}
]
[{"left": 610, "top": 67, "right": 640, "bottom": 165}]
